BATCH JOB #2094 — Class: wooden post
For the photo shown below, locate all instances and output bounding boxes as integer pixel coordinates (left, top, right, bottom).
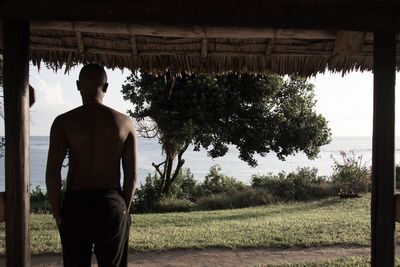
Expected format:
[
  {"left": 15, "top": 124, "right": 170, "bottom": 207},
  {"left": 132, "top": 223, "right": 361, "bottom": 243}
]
[
  {"left": 395, "top": 193, "right": 400, "bottom": 223},
  {"left": 371, "top": 31, "right": 396, "bottom": 267},
  {"left": 3, "top": 20, "right": 30, "bottom": 267}
]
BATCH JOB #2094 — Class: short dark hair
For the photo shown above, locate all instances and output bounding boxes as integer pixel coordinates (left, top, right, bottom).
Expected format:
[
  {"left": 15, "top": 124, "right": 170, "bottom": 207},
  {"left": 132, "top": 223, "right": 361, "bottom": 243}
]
[{"left": 78, "top": 64, "right": 107, "bottom": 84}]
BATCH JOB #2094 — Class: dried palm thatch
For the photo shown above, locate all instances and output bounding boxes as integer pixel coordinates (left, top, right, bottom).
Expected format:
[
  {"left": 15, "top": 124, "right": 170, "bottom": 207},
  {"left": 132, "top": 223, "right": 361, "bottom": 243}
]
[{"left": 3, "top": 21, "right": 400, "bottom": 76}]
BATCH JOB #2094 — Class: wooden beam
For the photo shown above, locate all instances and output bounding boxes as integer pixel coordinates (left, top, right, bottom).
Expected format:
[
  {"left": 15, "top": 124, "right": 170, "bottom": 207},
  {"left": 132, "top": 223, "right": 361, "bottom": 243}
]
[
  {"left": 332, "top": 31, "right": 365, "bottom": 56},
  {"left": 3, "top": 20, "right": 30, "bottom": 267},
  {"left": 75, "top": 31, "right": 84, "bottom": 55},
  {"left": 30, "top": 43, "right": 343, "bottom": 57},
  {"left": 371, "top": 30, "right": 396, "bottom": 267},
  {"left": 201, "top": 38, "right": 207, "bottom": 58},
  {"left": 129, "top": 25, "right": 139, "bottom": 63},
  {"left": 30, "top": 21, "right": 338, "bottom": 40},
  {"left": 1, "top": 1, "right": 400, "bottom": 32},
  {"left": 130, "top": 37, "right": 138, "bottom": 57},
  {"left": 265, "top": 38, "right": 275, "bottom": 57}
]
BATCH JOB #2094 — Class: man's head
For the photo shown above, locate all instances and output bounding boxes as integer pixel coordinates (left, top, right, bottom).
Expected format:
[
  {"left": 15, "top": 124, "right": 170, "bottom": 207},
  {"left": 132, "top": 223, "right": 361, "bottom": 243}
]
[{"left": 76, "top": 64, "right": 108, "bottom": 103}]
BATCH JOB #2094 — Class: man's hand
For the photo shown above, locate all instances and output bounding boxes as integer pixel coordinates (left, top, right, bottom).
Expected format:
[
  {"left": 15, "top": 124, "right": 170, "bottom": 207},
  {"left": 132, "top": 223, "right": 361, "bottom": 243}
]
[
  {"left": 46, "top": 116, "right": 68, "bottom": 229},
  {"left": 122, "top": 121, "right": 137, "bottom": 212},
  {"left": 55, "top": 216, "right": 62, "bottom": 228}
]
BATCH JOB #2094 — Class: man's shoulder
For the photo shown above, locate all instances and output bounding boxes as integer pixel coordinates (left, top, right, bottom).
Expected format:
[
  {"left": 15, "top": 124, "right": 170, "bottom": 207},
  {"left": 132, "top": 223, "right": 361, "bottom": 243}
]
[
  {"left": 105, "top": 106, "right": 126, "bottom": 117},
  {"left": 52, "top": 105, "right": 134, "bottom": 130},
  {"left": 104, "top": 106, "right": 132, "bottom": 124},
  {"left": 53, "top": 107, "right": 80, "bottom": 122}
]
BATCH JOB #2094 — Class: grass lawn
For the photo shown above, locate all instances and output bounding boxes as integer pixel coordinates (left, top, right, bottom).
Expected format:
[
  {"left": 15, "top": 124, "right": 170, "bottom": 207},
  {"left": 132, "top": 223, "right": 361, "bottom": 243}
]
[{"left": 0, "top": 194, "right": 375, "bottom": 255}]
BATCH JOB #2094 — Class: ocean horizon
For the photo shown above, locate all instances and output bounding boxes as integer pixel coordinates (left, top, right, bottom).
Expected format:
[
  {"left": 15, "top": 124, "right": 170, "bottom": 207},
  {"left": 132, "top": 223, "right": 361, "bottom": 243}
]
[{"left": 0, "top": 135, "right": 399, "bottom": 192}]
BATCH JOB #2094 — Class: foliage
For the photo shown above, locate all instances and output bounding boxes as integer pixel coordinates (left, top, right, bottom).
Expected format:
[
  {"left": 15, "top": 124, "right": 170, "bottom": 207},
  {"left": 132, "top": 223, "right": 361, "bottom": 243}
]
[
  {"left": 115, "top": 165, "right": 342, "bottom": 213},
  {"left": 134, "top": 165, "right": 252, "bottom": 212},
  {"left": 133, "top": 173, "right": 161, "bottom": 213},
  {"left": 195, "top": 188, "right": 274, "bottom": 211},
  {"left": 331, "top": 151, "right": 371, "bottom": 198},
  {"left": 154, "top": 197, "right": 195, "bottom": 213},
  {"left": 122, "top": 72, "right": 331, "bottom": 196},
  {"left": 166, "top": 168, "right": 200, "bottom": 201},
  {"left": 251, "top": 167, "right": 338, "bottom": 201},
  {"left": 30, "top": 185, "right": 51, "bottom": 213},
  {"left": 30, "top": 179, "right": 67, "bottom": 213},
  {"left": 197, "top": 164, "right": 246, "bottom": 196},
  {"left": 0, "top": 138, "right": 4, "bottom": 158},
  {"left": 133, "top": 169, "right": 201, "bottom": 213}
]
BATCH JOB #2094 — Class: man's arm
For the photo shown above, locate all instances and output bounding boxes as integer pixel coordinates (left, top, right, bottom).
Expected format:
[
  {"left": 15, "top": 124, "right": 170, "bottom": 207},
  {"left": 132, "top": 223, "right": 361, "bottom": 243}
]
[
  {"left": 45, "top": 116, "right": 68, "bottom": 226},
  {"left": 121, "top": 120, "right": 138, "bottom": 211}
]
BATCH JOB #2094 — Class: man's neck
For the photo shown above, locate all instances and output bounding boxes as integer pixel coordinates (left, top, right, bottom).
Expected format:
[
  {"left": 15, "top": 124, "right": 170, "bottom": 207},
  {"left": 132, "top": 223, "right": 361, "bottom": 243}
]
[{"left": 82, "top": 97, "right": 103, "bottom": 105}]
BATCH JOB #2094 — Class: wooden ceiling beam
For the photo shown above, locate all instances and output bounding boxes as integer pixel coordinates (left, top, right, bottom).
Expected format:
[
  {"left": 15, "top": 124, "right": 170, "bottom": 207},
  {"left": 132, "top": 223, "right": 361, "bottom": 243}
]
[
  {"left": 0, "top": 1, "right": 400, "bottom": 32},
  {"left": 201, "top": 39, "right": 207, "bottom": 58},
  {"left": 30, "top": 21, "right": 338, "bottom": 40},
  {"left": 332, "top": 31, "right": 366, "bottom": 56},
  {"left": 75, "top": 31, "right": 84, "bottom": 55}
]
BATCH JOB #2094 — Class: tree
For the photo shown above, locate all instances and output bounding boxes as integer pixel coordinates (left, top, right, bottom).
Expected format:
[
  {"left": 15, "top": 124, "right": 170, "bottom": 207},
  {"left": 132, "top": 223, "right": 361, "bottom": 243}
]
[{"left": 122, "top": 72, "right": 331, "bottom": 197}]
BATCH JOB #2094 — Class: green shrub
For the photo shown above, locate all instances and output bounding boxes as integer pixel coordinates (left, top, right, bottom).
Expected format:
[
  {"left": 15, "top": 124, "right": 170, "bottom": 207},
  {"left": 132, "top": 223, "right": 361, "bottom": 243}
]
[
  {"left": 30, "top": 179, "right": 67, "bottom": 213},
  {"left": 306, "top": 182, "right": 340, "bottom": 199},
  {"left": 133, "top": 173, "right": 161, "bottom": 213},
  {"left": 331, "top": 151, "right": 370, "bottom": 198},
  {"left": 195, "top": 188, "right": 274, "bottom": 211},
  {"left": 30, "top": 185, "right": 51, "bottom": 213},
  {"left": 166, "top": 168, "right": 201, "bottom": 201},
  {"left": 133, "top": 168, "right": 201, "bottom": 213},
  {"left": 154, "top": 197, "right": 195, "bottom": 213},
  {"left": 197, "top": 164, "right": 246, "bottom": 196},
  {"left": 251, "top": 167, "right": 337, "bottom": 201}
]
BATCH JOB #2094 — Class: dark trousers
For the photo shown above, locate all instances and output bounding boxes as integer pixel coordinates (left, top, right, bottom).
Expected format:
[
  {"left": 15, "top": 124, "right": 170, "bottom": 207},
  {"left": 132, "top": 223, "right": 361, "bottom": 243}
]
[{"left": 59, "top": 189, "right": 130, "bottom": 267}]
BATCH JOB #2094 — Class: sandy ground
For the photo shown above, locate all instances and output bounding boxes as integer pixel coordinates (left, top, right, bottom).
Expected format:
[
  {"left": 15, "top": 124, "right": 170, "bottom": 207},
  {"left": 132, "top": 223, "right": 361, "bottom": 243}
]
[{"left": 0, "top": 246, "right": 383, "bottom": 267}]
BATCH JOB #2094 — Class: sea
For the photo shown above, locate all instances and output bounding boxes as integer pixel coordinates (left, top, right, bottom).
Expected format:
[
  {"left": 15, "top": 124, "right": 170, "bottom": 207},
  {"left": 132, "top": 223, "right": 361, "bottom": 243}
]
[{"left": 0, "top": 136, "right": 398, "bottom": 192}]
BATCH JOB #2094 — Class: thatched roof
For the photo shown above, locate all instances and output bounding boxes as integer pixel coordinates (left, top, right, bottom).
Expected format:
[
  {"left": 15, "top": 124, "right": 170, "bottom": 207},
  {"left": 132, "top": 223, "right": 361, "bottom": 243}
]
[{"left": 4, "top": 21, "right": 400, "bottom": 76}]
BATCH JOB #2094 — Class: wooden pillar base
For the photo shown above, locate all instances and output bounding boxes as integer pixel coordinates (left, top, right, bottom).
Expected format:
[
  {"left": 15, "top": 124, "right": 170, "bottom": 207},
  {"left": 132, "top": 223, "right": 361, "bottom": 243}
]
[
  {"left": 3, "top": 20, "right": 31, "bottom": 267},
  {"left": 371, "top": 31, "right": 396, "bottom": 267}
]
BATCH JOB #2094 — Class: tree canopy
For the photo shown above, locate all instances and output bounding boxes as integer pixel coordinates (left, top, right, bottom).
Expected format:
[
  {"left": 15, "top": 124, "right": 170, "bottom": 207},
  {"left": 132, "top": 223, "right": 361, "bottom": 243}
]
[{"left": 122, "top": 72, "right": 331, "bottom": 195}]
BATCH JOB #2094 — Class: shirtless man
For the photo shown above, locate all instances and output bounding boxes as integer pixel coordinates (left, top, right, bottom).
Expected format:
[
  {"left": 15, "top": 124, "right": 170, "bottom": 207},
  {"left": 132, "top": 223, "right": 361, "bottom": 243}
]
[{"left": 46, "top": 64, "right": 137, "bottom": 267}]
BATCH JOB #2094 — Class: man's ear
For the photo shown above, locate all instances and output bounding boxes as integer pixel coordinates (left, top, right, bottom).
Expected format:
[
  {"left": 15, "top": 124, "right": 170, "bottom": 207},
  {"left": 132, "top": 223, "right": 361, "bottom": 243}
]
[
  {"left": 102, "top": 83, "right": 109, "bottom": 93},
  {"left": 29, "top": 85, "right": 36, "bottom": 108},
  {"left": 76, "top": 80, "right": 80, "bottom": 91}
]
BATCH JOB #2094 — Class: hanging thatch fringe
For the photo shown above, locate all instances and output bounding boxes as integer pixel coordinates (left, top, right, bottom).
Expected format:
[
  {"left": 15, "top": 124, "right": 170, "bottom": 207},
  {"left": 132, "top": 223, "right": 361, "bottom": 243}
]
[{"left": 6, "top": 21, "right": 399, "bottom": 76}]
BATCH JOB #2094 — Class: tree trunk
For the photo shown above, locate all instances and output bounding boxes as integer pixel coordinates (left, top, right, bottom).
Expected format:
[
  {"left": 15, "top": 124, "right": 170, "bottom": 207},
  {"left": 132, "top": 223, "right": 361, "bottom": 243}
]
[{"left": 161, "top": 156, "right": 174, "bottom": 194}]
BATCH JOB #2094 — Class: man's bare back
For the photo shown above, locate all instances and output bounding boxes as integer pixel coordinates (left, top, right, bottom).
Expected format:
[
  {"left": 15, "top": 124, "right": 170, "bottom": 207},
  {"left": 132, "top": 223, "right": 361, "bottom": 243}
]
[
  {"left": 46, "top": 63, "right": 137, "bottom": 224},
  {"left": 46, "top": 64, "right": 137, "bottom": 266},
  {"left": 57, "top": 103, "right": 133, "bottom": 190}
]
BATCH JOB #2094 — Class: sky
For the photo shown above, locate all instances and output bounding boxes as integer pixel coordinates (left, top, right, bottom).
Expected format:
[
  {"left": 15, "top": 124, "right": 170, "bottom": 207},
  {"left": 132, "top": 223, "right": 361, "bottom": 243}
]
[{"left": 2, "top": 64, "right": 400, "bottom": 136}]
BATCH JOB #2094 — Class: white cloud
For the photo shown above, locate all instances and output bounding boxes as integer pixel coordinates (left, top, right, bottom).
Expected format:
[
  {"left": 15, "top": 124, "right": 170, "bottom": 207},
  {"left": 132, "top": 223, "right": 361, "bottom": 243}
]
[
  {"left": 29, "top": 75, "right": 74, "bottom": 135},
  {"left": 32, "top": 76, "right": 70, "bottom": 106}
]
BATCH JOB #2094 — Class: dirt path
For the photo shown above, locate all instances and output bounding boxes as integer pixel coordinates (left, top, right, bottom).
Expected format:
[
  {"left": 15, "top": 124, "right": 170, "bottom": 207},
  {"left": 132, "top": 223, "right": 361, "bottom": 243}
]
[{"left": 0, "top": 245, "right": 387, "bottom": 267}]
